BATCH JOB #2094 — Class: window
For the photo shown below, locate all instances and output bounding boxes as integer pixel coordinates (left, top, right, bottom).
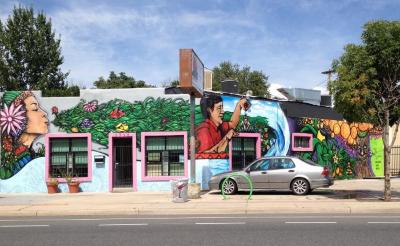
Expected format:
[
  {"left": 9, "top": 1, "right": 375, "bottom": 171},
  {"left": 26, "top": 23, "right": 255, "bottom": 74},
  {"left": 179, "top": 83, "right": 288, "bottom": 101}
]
[
  {"left": 46, "top": 133, "right": 91, "bottom": 181},
  {"left": 250, "top": 159, "right": 270, "bottom": 171},
  {"left": 141, "top": 132, "right": 188, "bottom": 180},
  {"left": 291, "top": 133, "right": 313, "bottom": 151},
  {"left": 269, "top": 158, "right": 295, "bottom": 170}
]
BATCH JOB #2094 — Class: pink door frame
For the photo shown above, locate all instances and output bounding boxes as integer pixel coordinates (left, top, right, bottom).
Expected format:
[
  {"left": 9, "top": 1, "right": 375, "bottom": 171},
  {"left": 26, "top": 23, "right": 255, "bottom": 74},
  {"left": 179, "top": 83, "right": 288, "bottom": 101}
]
[
  {"left": 228, "top": 132, "right": 261, "bottom": 171},
  {"left": 108, "top": 133, "right": 137, "bottom": 192}
]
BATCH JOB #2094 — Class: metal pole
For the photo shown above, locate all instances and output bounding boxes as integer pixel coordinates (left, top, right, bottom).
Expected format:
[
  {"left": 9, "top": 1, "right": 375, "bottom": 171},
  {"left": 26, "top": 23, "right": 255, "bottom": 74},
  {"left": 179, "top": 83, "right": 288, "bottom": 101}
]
[{"left": 190, "top": 93, "right": 196, "bottom": 183}]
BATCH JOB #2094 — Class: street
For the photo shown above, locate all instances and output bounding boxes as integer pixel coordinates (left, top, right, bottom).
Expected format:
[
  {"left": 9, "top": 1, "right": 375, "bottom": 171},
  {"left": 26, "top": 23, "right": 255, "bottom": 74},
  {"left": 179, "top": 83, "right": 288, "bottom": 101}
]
[{"left": 1, "top": 214, "right": 400, "bottom": 246}]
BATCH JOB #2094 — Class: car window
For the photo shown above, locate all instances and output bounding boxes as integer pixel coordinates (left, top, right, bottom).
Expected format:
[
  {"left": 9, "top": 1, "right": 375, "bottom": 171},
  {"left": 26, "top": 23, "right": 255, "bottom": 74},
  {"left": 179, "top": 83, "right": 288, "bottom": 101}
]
[
  {"left": 250, "top": 159, "right": 270, "bottom": 171},
  {"left": 268, "top": 159, "right": 281, "bottom": 170},
  {"left": 282, "top": 158, "right": 295, "bottom": 169}
]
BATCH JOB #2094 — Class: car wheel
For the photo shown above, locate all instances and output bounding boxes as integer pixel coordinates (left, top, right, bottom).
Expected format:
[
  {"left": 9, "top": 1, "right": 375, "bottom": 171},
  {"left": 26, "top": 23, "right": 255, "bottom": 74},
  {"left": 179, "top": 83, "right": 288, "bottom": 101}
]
[
  {"left": 221, "top": 179, "right": 238, "bottom": 195},
  {"left": 291, "top": 178, "right": 310, "bottom": 195}
]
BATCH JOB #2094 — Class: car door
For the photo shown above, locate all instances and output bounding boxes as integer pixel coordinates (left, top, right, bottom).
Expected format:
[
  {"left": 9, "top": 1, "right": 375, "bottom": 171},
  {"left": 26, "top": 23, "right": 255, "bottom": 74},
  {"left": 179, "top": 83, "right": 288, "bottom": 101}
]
[
  {"left": 248, "top": 159, "right": 270, "bottom": 189},
  {"left": 266, "top": 158, "right": 296, "bottom": 189}
]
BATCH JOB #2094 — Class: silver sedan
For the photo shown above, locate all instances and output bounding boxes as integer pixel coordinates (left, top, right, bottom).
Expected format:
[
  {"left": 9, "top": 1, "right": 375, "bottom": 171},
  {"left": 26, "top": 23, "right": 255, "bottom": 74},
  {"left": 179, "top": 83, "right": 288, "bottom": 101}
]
[{"left": 208, "top": 156, "right": 334, "bottom": 195}]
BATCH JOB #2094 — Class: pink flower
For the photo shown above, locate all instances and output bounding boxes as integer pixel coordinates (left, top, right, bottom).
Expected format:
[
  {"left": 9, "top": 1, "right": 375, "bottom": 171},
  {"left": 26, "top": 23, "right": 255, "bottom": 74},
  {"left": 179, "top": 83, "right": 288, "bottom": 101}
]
[
  {"left": 83, "top": 101, "right": 97, "bottom": 112},
  {"left": 0, "top": 103, "right": 25, "bottom": 136},
  {"left": 51, "top": 106, "right": 58, "bottom": 115},
  {"left": 162, "top": 117, "right": 168, "bottom": 124}
]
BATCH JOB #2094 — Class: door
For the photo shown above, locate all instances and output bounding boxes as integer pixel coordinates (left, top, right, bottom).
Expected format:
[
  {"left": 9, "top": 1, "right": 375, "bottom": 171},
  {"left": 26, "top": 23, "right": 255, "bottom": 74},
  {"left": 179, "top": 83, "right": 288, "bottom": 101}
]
[
  {"left": 266, "top": 158, "right": 297, "bottom": 189},
  {"left": 232, "top": 137, "right": 257, "bottom": 170},
  {"left": 113, "top": 138, "right": 133, "bottom": 188},
  {"left": 248, "top": 159, "right": 271, "bottom": 189}
]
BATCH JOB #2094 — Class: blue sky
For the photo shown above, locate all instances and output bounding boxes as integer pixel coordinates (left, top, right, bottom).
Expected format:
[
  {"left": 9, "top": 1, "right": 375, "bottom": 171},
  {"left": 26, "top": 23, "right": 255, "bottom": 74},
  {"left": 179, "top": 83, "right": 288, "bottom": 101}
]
[{"left": 1, "top": 0, "right": 399, "bottom": 91}]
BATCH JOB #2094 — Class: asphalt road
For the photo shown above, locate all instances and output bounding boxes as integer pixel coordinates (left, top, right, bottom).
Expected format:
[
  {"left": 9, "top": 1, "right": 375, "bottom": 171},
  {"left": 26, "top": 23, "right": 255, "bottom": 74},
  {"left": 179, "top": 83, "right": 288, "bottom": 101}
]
[{"left": 1, "top": 214, "right": 400, "bottom": 246}]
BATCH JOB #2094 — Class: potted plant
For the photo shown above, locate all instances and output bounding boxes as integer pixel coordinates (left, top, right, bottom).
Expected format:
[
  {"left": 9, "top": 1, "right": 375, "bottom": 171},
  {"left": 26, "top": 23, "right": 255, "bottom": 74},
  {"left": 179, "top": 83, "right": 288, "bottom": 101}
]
[
  {"left": 66, "top": 176, "right": 80, "bottom": 193},
  {"left": 46, "top": 178, "right": 59, "bottom": 194},
  {"left": 63, "top": 171, "right": 81, "bottom": 193}
]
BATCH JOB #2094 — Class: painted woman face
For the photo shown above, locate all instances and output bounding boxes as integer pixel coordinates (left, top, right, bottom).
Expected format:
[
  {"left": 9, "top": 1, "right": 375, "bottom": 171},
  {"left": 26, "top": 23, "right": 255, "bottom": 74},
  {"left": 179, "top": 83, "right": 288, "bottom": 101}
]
[{"left": 23, "top": 96, "right": 48, "bottom": 134}]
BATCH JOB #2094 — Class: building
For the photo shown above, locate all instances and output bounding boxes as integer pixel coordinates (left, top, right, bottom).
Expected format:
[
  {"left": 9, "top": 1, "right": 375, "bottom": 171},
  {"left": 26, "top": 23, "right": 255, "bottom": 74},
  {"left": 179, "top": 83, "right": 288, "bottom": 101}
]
[{"left": 0, "top": 87, "right": 384, "bottom": 193}]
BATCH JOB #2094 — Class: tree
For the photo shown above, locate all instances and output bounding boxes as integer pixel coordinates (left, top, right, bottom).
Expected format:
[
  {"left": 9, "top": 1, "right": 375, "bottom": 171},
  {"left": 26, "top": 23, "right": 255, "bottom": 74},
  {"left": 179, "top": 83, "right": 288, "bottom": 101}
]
[
  {"left": 329, "top": 20, "right": 400, "bottom": 201},
  {"left": 42, "top": 85, "right": 80, "bottom": 97},
  {"left": 93, "top": 71, "right": 154, "bottom": 89},
  {"left": 0, "top": 6, "right": 68, "bottom": 91},
  {"left": 212, "top": 61, "right": 270, "bottom": 97}
]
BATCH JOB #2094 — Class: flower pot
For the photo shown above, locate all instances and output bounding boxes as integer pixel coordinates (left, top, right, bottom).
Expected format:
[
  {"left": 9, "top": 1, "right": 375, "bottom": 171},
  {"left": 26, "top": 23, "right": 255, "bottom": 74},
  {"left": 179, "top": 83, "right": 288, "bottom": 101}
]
[
  {"left": 46, "top": 184, "right": 58, "bottom": 194},
  {"left": 68, "top": 183, "right": 80, "bottom": 193}
]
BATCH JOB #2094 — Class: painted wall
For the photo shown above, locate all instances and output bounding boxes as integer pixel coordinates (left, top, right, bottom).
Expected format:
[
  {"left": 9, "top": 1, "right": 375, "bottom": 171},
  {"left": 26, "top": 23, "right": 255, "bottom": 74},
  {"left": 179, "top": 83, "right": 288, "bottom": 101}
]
[
  {"left": 194, "top": 94, "right": 290, "bottom": 158},
  {"left": 0, "top": 89, "right": 384, "bottom": 193},
  {"left": 1, "top": 89, "right": 190, "bottom": 192},
  {"left": 194, "top": 93, "right": 384, "bottom": 185},
  {"left": 289, "top": 118, "right": 383, "bottom": 179}
]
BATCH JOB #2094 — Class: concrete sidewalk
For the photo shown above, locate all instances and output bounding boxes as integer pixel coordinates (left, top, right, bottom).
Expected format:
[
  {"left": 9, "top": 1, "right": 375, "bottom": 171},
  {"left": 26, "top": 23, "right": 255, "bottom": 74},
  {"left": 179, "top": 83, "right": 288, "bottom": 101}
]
[{"left": 1, "top": 179, "right": 400, "bottom": 217}]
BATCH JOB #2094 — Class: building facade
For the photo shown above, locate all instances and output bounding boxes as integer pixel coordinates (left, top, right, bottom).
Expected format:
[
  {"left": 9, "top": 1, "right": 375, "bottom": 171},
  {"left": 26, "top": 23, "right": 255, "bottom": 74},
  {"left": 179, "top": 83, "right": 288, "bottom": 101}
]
[{"left": 0, "top": 88, "right": 384, "bottom": 192}]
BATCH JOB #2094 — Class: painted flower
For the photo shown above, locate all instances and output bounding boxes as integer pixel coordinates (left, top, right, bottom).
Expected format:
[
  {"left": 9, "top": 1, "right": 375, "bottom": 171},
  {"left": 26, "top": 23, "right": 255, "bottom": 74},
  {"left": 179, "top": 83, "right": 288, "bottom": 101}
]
[
  {"left": 71, "top": 127, "right": 79, "bottom": 133},
  {"left": 2, "top": 136, "right": 12, "bottom": 152},
  {"left": 51, "top": 106, "right": 59, "bottom": 115},
  {"left": 83, "top": 101, "right": 98, "bottom": 112},
  {"left": 110, "top": 109, "right": 125, "bottom": 119},
  {"left": 0, "top": 103, "right": 25, "bottom": 136},
  {"left": 14, "top": 145, "right": 28, "bottom": 156},
  {"left": 80, "top": 118, "right": 94, "bottom": 128},
  {"left": 116, "top": 123, "right": 128, "bottom": 132},
  {"left": 162, "top": 117, "right": 168, "bottom": 124}
]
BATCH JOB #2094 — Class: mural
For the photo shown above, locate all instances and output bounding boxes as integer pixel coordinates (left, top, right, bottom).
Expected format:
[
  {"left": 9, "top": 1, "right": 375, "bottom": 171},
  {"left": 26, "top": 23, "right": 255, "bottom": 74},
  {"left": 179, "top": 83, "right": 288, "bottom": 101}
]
[
  {"left": 292, "top": 118, "right": 383, "bottom": 179},
  {"left": 195, "top": 93, "right": 290, "bottom": 159},
  {"left": 0, "top": 91, "right": 47, "bottom": 179},
  {"left": 53, "top": 97, "right": 190, "bottom": 146}
]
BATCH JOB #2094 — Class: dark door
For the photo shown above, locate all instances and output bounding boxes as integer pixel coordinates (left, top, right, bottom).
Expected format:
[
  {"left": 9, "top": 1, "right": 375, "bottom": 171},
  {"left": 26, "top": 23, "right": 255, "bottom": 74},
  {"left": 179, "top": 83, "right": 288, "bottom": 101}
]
[
  {"left": 113, "top": 138, "right": 133, "bottom": 188},
  {"left": 232, "top": 137, "right": 257, "bottom": 171}
]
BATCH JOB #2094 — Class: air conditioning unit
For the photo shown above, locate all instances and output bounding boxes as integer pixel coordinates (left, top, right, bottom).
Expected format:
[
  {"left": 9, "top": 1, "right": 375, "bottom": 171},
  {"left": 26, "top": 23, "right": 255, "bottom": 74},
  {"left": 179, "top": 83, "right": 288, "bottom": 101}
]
[{"left": 204, "top": 68, "right": 213, "bottom": 90}]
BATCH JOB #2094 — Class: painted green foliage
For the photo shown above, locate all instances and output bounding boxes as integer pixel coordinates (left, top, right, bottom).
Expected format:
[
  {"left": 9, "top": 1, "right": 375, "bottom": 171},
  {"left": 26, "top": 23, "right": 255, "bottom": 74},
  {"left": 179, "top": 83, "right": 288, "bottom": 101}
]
[
  {"left": 298, "top": 119, "right": 356, "bottom": 179},
  {"left": 53, "top": 97, "right": 190, "bottom": 146},
  {"left": 297, "top": 118, "right": 379, "bottom": 179}
]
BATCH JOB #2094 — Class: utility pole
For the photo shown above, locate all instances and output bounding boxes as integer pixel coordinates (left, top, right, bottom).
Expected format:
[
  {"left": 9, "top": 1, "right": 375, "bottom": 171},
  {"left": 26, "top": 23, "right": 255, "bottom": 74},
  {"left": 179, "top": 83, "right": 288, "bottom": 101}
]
[{"left": 321, "top": 69, "right": 334, "bottom": 83}]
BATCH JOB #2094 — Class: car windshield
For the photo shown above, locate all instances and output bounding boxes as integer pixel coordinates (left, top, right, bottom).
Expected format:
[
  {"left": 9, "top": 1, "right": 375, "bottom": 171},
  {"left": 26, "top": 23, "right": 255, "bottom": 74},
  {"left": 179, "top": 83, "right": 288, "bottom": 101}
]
[{"left": 297, "top": 156, "right": 318, "bottom": 166}]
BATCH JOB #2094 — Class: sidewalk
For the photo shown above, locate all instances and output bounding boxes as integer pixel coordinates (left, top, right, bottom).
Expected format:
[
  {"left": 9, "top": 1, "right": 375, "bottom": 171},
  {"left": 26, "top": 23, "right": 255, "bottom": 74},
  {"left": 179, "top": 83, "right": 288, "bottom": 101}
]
[{"left": 1, "top": 179, "right": 400, "bottom": 217}]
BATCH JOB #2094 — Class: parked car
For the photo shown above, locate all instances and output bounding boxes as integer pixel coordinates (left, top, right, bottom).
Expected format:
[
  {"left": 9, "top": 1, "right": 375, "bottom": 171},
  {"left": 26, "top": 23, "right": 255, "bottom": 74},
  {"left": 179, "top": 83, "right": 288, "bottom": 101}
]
[{"left": 208, "top": 156, "right": 333, "bottom": 195}]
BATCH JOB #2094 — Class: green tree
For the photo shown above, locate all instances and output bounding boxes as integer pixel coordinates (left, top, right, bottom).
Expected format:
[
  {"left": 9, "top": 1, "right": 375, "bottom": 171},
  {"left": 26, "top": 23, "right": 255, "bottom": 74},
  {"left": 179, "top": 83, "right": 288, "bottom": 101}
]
[
  {"left": 0, "top": 6, "right": 68, "bottom": 91},
  {"left": 42, "top": 85, "right": 80, "bottom": 97},
  {"left": 329, "top": 20, "right": 400, "bottom": 201},
  {"left": 93, "top": 71, "right": 153, "bottom": 89},
  {"left": 212, "top": 61, "right": 270, "bottom": 97}
]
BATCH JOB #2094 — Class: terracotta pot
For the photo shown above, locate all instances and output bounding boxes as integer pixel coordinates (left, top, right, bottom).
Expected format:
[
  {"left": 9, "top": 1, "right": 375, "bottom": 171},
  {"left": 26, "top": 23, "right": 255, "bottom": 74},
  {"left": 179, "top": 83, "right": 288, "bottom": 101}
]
[
  {"left": 47, "top": 184, "right": 58, "bottom": 194},
  {"left": 68, "top": 183, "right": 80, "bottom": 193}
]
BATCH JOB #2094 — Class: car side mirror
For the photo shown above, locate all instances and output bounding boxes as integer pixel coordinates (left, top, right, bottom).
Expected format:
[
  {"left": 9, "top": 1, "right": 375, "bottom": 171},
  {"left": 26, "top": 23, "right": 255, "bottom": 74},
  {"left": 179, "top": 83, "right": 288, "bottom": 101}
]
[{"left": 245, "top": 168, "right": 250, "bottom": 173}]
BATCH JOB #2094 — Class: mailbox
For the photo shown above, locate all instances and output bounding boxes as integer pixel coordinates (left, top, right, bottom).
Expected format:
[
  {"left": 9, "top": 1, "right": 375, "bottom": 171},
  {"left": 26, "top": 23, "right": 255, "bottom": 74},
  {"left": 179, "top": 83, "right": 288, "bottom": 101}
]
[{"left": 94, "top": 155, "right": 105, "bottom": 165}]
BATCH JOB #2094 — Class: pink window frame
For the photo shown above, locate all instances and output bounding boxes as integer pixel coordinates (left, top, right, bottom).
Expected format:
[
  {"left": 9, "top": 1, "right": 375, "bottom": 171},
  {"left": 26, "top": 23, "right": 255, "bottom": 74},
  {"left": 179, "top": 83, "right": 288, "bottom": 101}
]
[
  {"left": 45, "top": 133, "right": 92, "bottom": 183},
  {"left": 141, "top": 131, "right": 188, "bottom": 181},
  {"left": 291, "top": 133, "right": 313, "bottom": 151},
  {"left": 229, "top": 133, "right": 261, "bottom": 171},
  {"left": 108, "top": 133, "right": 137, "bottom": 192}
]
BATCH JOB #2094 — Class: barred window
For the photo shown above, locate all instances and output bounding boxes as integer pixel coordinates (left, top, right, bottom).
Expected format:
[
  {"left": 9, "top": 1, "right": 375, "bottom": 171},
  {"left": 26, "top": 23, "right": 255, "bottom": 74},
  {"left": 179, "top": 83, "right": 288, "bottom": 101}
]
[
  {"left": 49, "top": 137, "right": 89, "bottom": 178},
  {"left": 145, "top": 136, "right": 184, "bottom": 176},
  {"left": 291, "top": 133, "right": 313, "bottom": 152},
  {"left": 232, "top": 137, "right": 257, "bottom": 170}
]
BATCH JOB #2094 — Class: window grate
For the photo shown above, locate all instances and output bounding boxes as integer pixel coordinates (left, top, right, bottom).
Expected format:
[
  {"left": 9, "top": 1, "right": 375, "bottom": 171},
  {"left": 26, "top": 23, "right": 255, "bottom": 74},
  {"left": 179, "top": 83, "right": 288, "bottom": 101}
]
[
  {"left": 145, "top": 136, "right": 184, "bottom": 176},
  {"left": 49, "top": 137, "right": 88, "bottom": 178}
]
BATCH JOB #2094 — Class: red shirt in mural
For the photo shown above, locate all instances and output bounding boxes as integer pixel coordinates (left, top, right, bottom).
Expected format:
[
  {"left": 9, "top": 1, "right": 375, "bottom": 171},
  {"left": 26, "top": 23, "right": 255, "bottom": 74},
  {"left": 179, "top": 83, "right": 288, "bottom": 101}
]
[{"left": 196, "top": 119, "right": 230, "bottom": 153}]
